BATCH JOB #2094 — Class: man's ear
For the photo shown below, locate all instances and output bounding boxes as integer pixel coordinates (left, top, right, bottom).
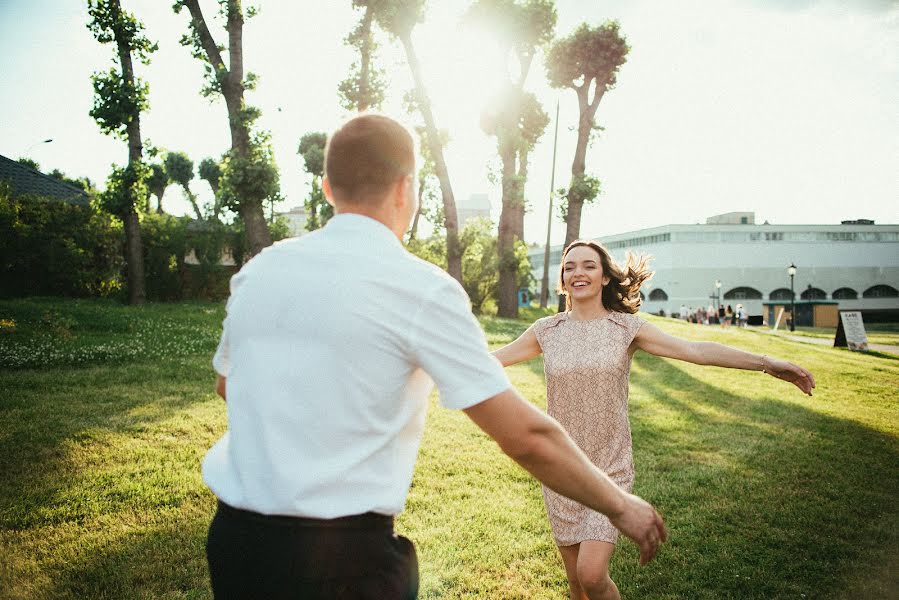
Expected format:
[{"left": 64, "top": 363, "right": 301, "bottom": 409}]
[
  {"left": 393, "top": 175, "right": 411, "bottom": 210},
  {"left": 323, "top": 177, "right": 336, "bottom": 208}
]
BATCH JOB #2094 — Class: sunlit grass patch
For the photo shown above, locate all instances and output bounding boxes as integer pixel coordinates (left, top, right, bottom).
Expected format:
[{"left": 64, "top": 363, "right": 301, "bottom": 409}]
[{"left": 0, "top": 300, "right": 897, "bottom": 598}]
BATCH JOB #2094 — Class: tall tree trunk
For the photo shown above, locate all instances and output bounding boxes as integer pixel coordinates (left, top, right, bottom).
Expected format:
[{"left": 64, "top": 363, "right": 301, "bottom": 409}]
[
  {"left": 184, "top": 0, "right": 271, "bottom": 255},
  {"left": 400, "top": 33, "right": 462, "bottom": 285},
  {"left": 558, "top": 82, "right": 604, "bottom": 312},
  {"left": 156, "top": 189, "right": 165, "bottom": 214},
  {"left": 358, "top": 6, "right": 374, "bottom": 112},
  {"left": 496, "top": 142, "right": 519, "bottom": 318},
  {"left": 562, "top": 82, "right": 605, "bottom": 251},
  {"left": 185, "top": 188, "right": 203, "bottom": 220},
  {"left": 407, "top": 177, "right": 425, "bottom": 242},
  {"left": 113, "top": 0, "right": 145, "bottom": 305},
  {"left": 240, "top": 200, "right": 270, "bottom": 256}
]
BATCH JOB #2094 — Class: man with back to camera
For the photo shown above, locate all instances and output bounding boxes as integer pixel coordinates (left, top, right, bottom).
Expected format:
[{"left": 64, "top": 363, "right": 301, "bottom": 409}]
[{"left": 203, "top": 114, "right": 667, "bottom": 599}]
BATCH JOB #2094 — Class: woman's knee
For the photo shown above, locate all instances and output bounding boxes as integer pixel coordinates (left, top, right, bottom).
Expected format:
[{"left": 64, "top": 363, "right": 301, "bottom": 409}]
[{"left": 576, "top": 562, "right": 611, "bottom": 594}]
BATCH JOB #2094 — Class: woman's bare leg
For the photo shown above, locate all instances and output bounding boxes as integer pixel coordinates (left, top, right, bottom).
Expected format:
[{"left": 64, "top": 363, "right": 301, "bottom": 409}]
[
  {"left": 558, "top": 543, "right": 587, "bottom": 600},
  {"left": 576, "top": 540, "right": 619, "bottom": 600}
]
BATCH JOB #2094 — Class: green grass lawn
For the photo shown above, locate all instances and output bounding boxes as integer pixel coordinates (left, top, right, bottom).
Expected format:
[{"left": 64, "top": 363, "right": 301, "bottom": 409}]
[{"left": 1, "top": 298, "right": 897, "bottom": 599}]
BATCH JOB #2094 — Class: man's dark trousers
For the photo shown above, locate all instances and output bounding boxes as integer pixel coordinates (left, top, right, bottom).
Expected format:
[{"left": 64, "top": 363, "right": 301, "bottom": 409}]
[{"left": 207, "top": 501, "right": 419, "bottom": 599}]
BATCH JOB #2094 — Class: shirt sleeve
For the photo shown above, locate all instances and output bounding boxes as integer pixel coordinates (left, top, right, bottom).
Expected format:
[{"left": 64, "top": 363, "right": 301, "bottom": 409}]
[
  {"left": 408, "top": 278, "right": 511, "bottom": 410},
  {"left": 212, "top": 270, "right": 245, "bottom": 377}
]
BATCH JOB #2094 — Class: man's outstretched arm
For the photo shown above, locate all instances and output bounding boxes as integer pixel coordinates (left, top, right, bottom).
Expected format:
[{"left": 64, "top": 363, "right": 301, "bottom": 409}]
[{"left": 463, "top": 388, "right": 667, "bottom": 565}]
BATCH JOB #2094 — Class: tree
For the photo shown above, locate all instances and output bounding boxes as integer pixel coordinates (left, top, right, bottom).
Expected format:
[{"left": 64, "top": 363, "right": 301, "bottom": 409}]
[
  {"left": 467, "top": 0, "right": 555, "bottom": 317},
  {"left": 87, "top": 0, "right": 156, "bottom": 305},
  {"left": 371, "top": 0, "right": 462, "bottom": 284},
  {"left": 147, "top": 162, "right": 168, "bottom": 213},
  {"left": 407, "top": 124, "right": 447, "bottom": 242},
  {"left": 164, "top": 151, "right": 203, "bottom": 219},
  {"left": 173, "top": 0, "right": 276, "bottom": 256},
  {"left": 406, "top": 218, "right": 532, "bottom": 314},
  {"left": 339, "top": 1, "right": 387, "bottom": 111},
  {"left": 297, "top": 132, "right": 331, "bottom": 231},
  {"left": 198, "top": 157, "right": 224, "bottom": 218},
  {"left": 16, "top": 158, "right": 41, "bottom": 171},
  {"left": 547, "top": 21, "right": 629, "bottom": 305}
]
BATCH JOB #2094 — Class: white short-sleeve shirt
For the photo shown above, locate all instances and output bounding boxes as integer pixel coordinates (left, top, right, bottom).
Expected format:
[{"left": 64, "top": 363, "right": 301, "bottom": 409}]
[{"left": 203, "top": 214, "right": 511, "bottom": 518}]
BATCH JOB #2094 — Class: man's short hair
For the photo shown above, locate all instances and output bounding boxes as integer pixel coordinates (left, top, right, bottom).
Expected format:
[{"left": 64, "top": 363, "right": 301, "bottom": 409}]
[{"left": 325, "top": 114, "right": 415, "bottom": 204}]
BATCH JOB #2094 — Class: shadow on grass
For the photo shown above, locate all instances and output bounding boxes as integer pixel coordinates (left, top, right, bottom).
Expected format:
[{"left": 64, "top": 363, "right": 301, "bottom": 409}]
[
  {"left": 46, "top": 505, "right": 214, "bottom": 599},
  {"left": 616, "top": 353, "right": 899, "bottom": 599},
  {"left": 0, "top": 357, "right": 217, "bottom": 529}
]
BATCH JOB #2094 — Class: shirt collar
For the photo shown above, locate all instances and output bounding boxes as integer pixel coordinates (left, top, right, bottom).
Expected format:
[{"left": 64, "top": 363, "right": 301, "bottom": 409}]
[{"left": 324, "top": 213, "right": 404, "bottom": 250}]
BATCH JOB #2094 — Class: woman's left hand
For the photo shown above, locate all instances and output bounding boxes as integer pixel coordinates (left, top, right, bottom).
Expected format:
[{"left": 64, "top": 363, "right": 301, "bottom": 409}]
[{"left": 764, "top": 358, "right": 816, "bottom": 395}]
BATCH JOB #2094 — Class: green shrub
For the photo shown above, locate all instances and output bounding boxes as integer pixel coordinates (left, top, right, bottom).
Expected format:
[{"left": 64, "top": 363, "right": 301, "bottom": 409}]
[{"left": 0, "top": 184, "right": 122, "bottom": 298}]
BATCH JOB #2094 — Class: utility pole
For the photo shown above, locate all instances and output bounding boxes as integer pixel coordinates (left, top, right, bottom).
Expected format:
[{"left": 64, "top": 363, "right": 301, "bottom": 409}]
[{"left": 540, "top": 99, "right": 560, "bottom": 308}]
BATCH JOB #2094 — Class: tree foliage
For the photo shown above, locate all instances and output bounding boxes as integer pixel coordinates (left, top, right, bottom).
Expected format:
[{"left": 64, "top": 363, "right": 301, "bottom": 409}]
[
  {"left": 147, "top": 162, "right": 169, "bottom": 212},
  {"left": 0, "top": 182, "right": 122, "bottom": 298},
  {"left": 87, "top": 1, "right": 156, "bottom": 139},
  {"left": 369, "top": 0, "right": 425, "bottom": 38},
  {"left": 198, "top": 158, "right": 222, "bottom": 191},
  {"left": 99, "top": 162, "right": 150, "bottom": 218},
  {"left": 406, "top": 218, "right": 532, "bottom": 314},
  {"left": 468, "top": 0, "right": 554, "bottom": 317},
  {"left": 297, "top": 132, "right": 331, "bottom": 230},
  {"left": 172, "top": 0, "right": 276, "bottom": 254},
  {"left": 546, "top": 21, "right": 628, "bottom": 91},
  {"left": 465, "top": 0, "right": 556, "bottom": 84},
  {"left": 339, "top": 1, "right": 387, "bottom": 111},
  {"left": 218, "top": 133, "right": 280, "bottom": 212},
  {"left": 163, "top": 151, "right": 193, "bottom": 189},
  {"left": 546, "top": 20, "right": 628, "bottom": 271}
]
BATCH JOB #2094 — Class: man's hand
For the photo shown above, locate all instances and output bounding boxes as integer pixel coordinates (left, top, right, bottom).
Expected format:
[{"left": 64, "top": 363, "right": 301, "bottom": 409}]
[{"left": 608, "top": 492, "right": 668, "bottom": 565}]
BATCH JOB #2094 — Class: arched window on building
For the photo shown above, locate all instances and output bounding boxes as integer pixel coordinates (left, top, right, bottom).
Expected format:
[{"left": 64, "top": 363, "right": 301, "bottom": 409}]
[
  {"left": 649, "top": 288, "right": 668, "bottom": 301},
  {"left": 863, "top": 285, "right": 899, "bottom": 298},
  {"left": 832, "top": 287, "right": 858, "bottom": 300},
  {"left": 769, "top": 288, "right": 793, "bottom": 301},
  {"left": 723, "top": 287, "right": 762, "bottom": 300},
  {"left": 801, "top": 287, "right": 827, "bottom": 300}
]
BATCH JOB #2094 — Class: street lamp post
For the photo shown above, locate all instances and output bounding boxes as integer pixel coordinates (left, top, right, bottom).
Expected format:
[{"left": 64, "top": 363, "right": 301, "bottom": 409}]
[
  {"left": 539, "top": 99, "right": 560, "bottom": 308},
  {"left": 788, "top": 263, "right": 797, "bottom": 332},
  {"left": 23, "top": 138, "right": 53, "bottom": 156}
]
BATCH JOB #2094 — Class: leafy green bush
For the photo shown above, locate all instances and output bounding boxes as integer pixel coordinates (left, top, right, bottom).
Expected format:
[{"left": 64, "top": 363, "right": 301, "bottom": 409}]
[{"left": 0, "top": 183, "right": 122, "bottom": 298}]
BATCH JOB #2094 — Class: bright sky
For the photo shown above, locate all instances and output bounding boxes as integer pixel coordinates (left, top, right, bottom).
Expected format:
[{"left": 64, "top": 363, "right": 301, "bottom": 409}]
[{"left": 1, "top": 0, "right": 896, "bottom": 245}]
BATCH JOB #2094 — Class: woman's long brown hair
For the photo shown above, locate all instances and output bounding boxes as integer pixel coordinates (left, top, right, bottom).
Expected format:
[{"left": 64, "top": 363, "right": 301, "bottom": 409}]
[{"left": 557, "top": 240, "right": 654, "bottom": 314}]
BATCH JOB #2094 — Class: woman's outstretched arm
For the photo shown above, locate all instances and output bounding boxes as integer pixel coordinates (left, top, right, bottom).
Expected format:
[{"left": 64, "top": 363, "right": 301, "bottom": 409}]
[
  {"left": 492, "top": 325, "right": 542, "bottom": 367},
  {"left": 632, "top": 322, "right": 816, "bottom": 395}
]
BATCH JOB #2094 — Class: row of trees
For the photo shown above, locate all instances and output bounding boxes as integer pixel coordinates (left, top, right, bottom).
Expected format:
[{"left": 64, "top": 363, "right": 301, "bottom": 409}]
[
  {"left": 294, "top": 0, "right": 630, "bottom": 317},
  {"left": 85, "top": 0, "right": 629, "bottom": 315},
  {"left": 86, "top": 0, "right": 279, "bottom": 305}
]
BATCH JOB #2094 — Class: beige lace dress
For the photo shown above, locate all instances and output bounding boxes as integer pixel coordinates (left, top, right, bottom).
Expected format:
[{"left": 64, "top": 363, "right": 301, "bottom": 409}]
[{"left": 532, "top": 310, "right": 645, "bottom": 546}]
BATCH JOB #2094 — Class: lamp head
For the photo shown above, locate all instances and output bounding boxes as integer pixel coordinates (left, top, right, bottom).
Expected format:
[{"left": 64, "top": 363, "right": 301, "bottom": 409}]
[{"left": 788, "top": 263, "right": 797, "bottom": 276}]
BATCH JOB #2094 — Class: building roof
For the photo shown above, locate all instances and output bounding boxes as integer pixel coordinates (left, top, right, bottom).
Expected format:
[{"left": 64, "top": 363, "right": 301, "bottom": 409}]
[{"left": 0, "top": 154, "right": 89, "bottom": 205}]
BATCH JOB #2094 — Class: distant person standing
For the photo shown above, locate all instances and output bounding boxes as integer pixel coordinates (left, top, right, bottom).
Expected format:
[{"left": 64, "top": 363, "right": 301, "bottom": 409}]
[
  {"left": 680, "top": 304, "right": 687, "bottom": 320},
  {"left": 203, "top": 114, "right": 666, "bottom": 599},
  {"left": 725, "top": 304, "right": 734, "bottom": 328},
  {"left": 718, "top": 304, "right": 726, "bottom": 327}
]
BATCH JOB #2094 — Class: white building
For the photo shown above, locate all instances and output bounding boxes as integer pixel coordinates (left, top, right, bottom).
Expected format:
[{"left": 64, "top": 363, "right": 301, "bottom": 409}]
[
  {"left": 278, "top": 205, "right": 308, "bottom": 237},
  {"left": 529, "top": 213, "right": 899, "bottom": 319},
  {"left": 458, "top": 193, "right": 491, "bottom": 225}
]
